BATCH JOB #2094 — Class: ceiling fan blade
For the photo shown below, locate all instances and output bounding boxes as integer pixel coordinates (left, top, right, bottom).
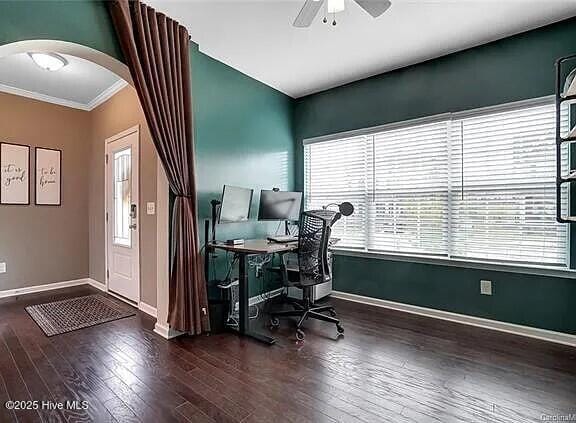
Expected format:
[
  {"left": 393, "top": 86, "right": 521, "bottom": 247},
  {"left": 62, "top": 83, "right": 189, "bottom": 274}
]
[
  {"left": 354, "top": 0, "right": 392, "bottom": 18},
  {"left": 293, "top": 0, "right": 325, "bottom": 28}
]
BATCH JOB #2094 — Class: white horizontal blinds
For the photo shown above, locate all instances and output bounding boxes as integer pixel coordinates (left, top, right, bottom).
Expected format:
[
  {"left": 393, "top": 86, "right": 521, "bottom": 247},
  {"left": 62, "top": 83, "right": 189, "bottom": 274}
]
[
  {"left": 370, "top": 121, "right": 450, "bottom": 255},
  {"left": 304, "top": 98, "right": 568, "bottom": 268},
  {"left": 450, "top": 103, "right": 568, "bottom": 266},
  {"left": 304, "top": 135, "right": 371, "bottom": 248}
]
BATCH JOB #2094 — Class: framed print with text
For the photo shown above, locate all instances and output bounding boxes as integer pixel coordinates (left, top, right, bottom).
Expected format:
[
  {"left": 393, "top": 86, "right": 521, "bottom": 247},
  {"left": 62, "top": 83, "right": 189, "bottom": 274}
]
[
  {"left": 35, "top": 147, "right": 62, "bottom": 206},
  {"left": 0, "top": 142, "right": 30, "bottom": 205}
]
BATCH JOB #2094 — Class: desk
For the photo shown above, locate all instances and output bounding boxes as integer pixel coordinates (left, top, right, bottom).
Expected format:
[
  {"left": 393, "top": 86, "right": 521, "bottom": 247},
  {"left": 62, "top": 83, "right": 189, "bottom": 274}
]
[{"left": 206, "top": 239, "right": 298, "bottom": 345}]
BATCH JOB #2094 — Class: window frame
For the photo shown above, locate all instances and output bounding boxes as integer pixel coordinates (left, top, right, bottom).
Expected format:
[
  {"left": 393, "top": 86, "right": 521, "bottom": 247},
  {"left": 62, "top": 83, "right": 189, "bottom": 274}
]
[{"left": 303, "top": 95, "right": 576, "bottom": 278}]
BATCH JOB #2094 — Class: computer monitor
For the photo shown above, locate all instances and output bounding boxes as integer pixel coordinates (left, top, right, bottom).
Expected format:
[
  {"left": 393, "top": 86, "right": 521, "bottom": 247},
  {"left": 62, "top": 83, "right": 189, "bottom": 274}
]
[
  {"left": 218, "top": 185, "right": 253, "bottom": 223},
  {"left": 258, "top": 190, "right": 303, "bottom": 222}
]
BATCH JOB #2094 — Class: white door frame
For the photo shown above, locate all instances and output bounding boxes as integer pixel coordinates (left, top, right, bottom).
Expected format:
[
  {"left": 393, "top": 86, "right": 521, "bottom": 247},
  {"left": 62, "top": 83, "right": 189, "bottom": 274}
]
[{"left": 104, "top": 124, "right": 140, "bottom": 305}]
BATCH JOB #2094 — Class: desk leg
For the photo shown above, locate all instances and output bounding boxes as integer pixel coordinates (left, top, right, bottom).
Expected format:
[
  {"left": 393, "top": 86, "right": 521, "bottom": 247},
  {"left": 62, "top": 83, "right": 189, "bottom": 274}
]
[
  {"left": 238, "top": 253, "right": 248, "bottom": 334},
  {"left": 204, "top": 246, "right": 210, "bottom": 282},
  {"left": 238, "top": 253, "right": 276, "bottom": 345}
]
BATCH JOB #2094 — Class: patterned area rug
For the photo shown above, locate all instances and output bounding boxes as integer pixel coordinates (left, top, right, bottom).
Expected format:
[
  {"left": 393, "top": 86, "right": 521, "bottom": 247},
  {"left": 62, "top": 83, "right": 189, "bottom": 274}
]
[{"left": 26, "top": 294, "right": 136, "bottom": 336}]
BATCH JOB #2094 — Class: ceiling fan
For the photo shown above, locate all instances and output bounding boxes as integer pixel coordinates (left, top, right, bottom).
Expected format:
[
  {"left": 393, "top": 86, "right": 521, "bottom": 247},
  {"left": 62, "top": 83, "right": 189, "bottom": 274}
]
[{"left": 293, "top": 0, "right": 391, "bottom": 27}]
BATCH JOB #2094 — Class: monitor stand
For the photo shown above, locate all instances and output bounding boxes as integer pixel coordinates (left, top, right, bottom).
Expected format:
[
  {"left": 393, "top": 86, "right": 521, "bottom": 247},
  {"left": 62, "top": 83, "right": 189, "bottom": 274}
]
[{"left": 210, "top": 199, "right": 221, "bottom": 243}]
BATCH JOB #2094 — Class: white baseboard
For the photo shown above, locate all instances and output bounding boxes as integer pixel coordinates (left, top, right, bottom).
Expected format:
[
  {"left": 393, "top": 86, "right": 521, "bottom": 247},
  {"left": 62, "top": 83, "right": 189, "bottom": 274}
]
[
  {"left": 87, "top": 279, "right": 149, "bottom": 316},
  {"left": 153, "top": 322, "right": 184, "bottom": 339},
  {"left": 331, "top": 290, "right": 576, "bottom": 348},
  {"left": 139, "top": 301, "right": 157, "bottom": 318},
  {"left": 87, "top": 278, "right": 106, "bottom": 292},
  {"left": 0, "top": 278, "right": 91, "bottom": 299},
  {"left": 1, "top": 276, "right": 161, "bottom": 325}
]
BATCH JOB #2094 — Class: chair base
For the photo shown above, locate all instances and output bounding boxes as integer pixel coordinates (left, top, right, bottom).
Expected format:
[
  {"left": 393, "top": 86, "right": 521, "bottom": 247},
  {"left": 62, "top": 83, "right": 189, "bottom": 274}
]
[{"left": 270, "top": 288, "right": 343, "bottom": 340}]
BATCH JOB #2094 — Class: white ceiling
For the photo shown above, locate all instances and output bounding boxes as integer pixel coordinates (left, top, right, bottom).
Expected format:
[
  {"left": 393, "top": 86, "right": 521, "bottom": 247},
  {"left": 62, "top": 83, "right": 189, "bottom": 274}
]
[
  {"left": 0, "top": 53, "right": 126, "bottom": 110},
  {"left": 147, "top": 0, "right": 576, "bottom": 98}
]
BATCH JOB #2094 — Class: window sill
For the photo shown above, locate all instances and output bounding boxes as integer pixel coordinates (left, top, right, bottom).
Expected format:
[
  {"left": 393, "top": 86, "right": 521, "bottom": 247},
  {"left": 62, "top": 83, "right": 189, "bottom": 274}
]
[{"left": 333, "top": 248, "right": 576, "bottom": 279}]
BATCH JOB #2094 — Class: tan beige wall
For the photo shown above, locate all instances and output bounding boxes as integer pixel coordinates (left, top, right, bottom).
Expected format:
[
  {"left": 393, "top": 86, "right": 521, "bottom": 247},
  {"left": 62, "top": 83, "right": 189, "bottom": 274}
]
[
  {"left": 0, "top": 92, "right": 91, "bottom": 289},
  {"left": 0, "top": 88, "right": 157, "bottom": 307},
  {"left": 89, "top": 86, "right": 157, "bottom": 307}
]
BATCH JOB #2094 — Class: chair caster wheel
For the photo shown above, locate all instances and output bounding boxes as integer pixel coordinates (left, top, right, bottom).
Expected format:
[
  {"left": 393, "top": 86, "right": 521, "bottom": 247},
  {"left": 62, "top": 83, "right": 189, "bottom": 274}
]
[
  {"left": 329, "top": 309, "right": 337, "bottom": 317},
  {"left": 269, "top": 317, "right": 280, "bottom": 329},
  {"left": 296, "top": 329, "right": 305, "bottom": 341},
  {"left": 336, "top": 324, "right": 344, "bottom": 335}
]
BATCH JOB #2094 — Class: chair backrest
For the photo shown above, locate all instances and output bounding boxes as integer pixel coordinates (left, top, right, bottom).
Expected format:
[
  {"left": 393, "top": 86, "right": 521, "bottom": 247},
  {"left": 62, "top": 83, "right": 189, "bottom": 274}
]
[{"left": 297, "top": 209, "right": 339, "bottom": 287}]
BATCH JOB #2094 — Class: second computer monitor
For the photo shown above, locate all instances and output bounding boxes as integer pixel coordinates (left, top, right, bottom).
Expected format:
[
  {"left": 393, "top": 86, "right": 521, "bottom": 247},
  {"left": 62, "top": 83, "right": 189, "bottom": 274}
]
[{"left": 258, "top": 190, "right": 303, "bottom": 222}]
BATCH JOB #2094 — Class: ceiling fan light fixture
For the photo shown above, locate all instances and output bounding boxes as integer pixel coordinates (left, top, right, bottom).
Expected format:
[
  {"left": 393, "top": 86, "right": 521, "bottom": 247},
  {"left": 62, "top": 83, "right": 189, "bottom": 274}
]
[
  {"left": 28, "top": 52, "right": 68, "bottom": 72},
  {"left": 327, "top": 0, "right": 345, "bottom": 14}
]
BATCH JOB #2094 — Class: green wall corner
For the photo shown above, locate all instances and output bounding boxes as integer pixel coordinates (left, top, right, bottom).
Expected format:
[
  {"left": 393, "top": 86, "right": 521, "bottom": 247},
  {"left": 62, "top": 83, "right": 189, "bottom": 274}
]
[
  {"left": 294, "top": 17, "right": 576, "bottom": 335},
  {"left": 191, "top": 50, "right": 295, "bottom": 297}
]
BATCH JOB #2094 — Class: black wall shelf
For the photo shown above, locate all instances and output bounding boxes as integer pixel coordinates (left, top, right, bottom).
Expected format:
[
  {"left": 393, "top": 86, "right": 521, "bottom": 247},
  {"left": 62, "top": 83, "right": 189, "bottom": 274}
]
[{"left": 555, "top": 54, "right": 576, "bottom": 223}]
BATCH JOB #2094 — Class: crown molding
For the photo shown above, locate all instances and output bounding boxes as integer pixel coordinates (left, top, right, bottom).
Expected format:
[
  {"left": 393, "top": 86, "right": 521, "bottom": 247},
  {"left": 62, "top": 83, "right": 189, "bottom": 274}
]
[
  {"left": 0, "top": 79, "right": 128, "bottom": 112},
  {"left": 0, "top": 83, "right": 91, "bottom": 110},
  {"left": 87, "top": 79, "right": 128, "bottom": 110}
]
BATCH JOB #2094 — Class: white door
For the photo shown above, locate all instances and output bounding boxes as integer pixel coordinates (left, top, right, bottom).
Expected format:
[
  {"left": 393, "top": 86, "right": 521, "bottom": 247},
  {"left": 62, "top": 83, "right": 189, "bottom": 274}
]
[{"left": 106, "top": 127, "right": 140, "bottom": 303}]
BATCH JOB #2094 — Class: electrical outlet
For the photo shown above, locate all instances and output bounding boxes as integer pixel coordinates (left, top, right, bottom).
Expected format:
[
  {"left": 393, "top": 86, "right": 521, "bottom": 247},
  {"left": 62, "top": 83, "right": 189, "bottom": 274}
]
[
  {"left": 146, "top": 202, "right": 156, "bottom": 215},
  {"left": 0, "top": 262, "right": 5, "bottom": 273},
  {"left": 480, "top": 280, "right": 492, "bottom": 295}
]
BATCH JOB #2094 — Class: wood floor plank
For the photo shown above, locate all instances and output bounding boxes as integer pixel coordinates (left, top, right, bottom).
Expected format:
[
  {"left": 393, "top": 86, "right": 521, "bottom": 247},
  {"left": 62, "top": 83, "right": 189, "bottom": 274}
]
[
  {"left": 38, "top": 337, "right": 116, "bottom": 422},
  {"left": 0, "top": 285, "right": 573, "bottom": 423},
  {"left": 174, "top": 402, "right": 216, "bottom": 423},
  {"left": 11, "top": 323, "right": 96, "bottom": 423},
  {"left": 0, "top": 370, "right": 17, "bottom": 423},
  {"left": 69, "top": 339, "right": 190, "bottom": 422},
  {"left": 0, "top": 324, "right": 44, "bottom": 423},
  {"left": 112, "top": 322, "right": 340, "bottom": 423},
  {"left": 30, "top": 333, "right": 117, "bottom": 423},
  {"left": 1, "top": 324, "right": 66, "bottom": 422}
]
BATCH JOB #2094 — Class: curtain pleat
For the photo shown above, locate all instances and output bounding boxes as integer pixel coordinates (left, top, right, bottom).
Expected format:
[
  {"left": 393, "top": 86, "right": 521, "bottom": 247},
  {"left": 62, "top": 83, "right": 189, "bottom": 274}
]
[{"left": 108, "top": 0, "right": 209, "bottom": 334}]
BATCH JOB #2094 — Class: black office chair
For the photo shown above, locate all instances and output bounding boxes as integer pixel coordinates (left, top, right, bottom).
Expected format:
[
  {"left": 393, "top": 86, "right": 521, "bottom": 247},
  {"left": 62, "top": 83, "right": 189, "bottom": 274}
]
[{"left": 269, "top": 209, "right": 345, "bottom": 341}]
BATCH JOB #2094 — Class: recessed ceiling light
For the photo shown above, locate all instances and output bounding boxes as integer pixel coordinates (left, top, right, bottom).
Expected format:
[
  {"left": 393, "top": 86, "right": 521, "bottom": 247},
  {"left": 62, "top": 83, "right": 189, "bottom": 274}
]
[{"left": 28, "top": 52, "right": 68, "bottom": 72}]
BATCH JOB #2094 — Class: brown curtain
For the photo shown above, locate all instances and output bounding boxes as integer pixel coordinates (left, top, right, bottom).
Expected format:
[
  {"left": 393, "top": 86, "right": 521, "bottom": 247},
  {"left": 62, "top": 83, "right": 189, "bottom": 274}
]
[{"left": 108, "top": 0, "right": 209, "bottom": 334}]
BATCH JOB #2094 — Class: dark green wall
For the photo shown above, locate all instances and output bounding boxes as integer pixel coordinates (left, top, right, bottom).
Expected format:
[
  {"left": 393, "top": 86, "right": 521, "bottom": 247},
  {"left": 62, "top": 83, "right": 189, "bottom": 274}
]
[
  {"left": 192, "top": 50, "right": 294, "bottom": 238},
  {"left": 191, "top": 49, "right": 294, "bottom": 296},
  {"left": 0, "top": 1, "right": 122, "bottom": 61},
  {"left": 335, "top": 256, "right": 576, "bottom": 334},
  {"left": 295, "top": 18, "right": 576, "bottom": 334},
  {"left": 0, "top": 0, "right": 295, "bottom": 298}
]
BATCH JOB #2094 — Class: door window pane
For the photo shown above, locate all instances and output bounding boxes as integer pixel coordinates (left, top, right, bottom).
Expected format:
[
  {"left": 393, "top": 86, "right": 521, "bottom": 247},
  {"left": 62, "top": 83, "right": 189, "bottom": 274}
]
[{"left": 114, "top": 148, "right": 132, "bottom": 247}]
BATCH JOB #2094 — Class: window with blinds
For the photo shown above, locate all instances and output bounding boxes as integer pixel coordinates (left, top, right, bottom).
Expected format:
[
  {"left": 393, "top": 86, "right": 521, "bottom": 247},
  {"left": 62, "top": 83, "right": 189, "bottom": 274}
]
[
  {"left": 304, "top": 99, "right": 569, "bottom": 268},
  {"left": 304, "top": 135, "right": 370, "bottom": 249}
]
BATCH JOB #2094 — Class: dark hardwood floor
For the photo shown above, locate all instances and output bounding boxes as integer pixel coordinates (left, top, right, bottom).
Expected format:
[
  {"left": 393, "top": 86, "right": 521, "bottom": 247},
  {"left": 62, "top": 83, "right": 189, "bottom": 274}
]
[{"left": 0, "top": 285, "right": 574, "bottom": 422}]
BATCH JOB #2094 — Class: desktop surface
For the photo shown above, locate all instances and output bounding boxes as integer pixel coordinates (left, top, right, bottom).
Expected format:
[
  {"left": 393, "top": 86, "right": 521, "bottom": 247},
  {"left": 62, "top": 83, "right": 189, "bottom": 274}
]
[{"left": 208, "top": 238, "right": 298, "bottom": 254}]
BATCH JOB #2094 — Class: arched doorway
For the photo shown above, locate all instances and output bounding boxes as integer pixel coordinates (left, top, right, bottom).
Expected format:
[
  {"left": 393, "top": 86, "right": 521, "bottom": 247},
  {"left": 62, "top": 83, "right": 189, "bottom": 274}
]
[{"left": 0, "top": 39, "right": 171, "bottom": 336}]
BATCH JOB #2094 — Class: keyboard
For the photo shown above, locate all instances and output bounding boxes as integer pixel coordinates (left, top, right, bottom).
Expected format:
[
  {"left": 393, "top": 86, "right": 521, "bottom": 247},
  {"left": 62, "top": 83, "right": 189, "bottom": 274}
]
[{"left": 267, "top": 235, "right": 298, "bottom": 243}]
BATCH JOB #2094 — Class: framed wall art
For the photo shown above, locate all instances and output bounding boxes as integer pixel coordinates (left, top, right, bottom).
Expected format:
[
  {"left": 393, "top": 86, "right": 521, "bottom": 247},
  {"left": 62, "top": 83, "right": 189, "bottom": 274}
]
[
  {"left": 0, "top": 142, "right": 30, "bottom": 205},
  {"left": 35, "top": 147, "right": 62, "bottom": 206}
]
